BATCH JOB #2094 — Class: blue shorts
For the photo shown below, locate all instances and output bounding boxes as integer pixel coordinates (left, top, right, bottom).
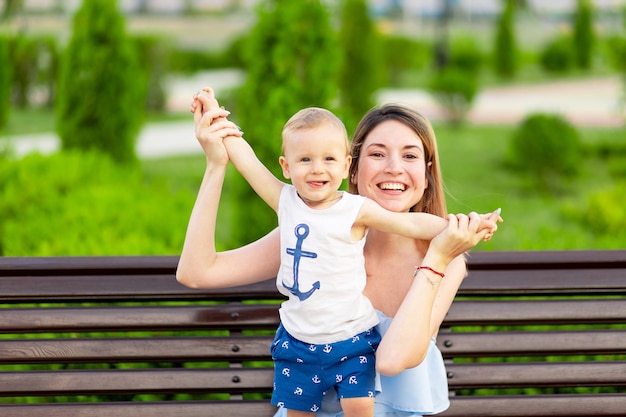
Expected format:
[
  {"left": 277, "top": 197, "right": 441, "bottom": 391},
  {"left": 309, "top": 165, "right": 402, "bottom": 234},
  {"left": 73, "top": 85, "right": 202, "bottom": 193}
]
[{"left": 270, "top": 324, "right": 381, "bottom": 413}]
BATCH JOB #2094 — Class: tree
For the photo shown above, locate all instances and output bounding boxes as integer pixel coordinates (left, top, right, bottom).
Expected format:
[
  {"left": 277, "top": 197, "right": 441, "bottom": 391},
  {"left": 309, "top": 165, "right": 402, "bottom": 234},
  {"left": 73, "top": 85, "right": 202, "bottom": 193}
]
[
  {"left": 0, "top": 36, "right": 10, "bottom": 131},
  {"left": 494, "top": 0, "right": 517, "bottom": 78},
  {"left": 573, "top": 0, "right": 595, "bottom": 69},
  {"left": 337, "top": 0, "right": 384, "bottom": 132},
  {"left": 55, "top": 0, "right": 146, "bottom": 164},
  {"left": 231, "top": 0, "right": 340, "bottom": 246}
]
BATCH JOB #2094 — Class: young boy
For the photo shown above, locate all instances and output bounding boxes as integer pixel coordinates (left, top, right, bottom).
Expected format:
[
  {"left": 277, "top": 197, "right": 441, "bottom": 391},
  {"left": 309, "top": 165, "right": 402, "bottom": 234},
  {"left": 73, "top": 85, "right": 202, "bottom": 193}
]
[{"left": 193, "top": 88, "right": 498, "bottom": 417}]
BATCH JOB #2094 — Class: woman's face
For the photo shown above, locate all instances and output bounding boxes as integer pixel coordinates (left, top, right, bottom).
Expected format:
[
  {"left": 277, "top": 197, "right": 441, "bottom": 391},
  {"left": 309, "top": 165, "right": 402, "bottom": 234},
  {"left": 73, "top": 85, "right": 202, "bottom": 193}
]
[{"left": 352, "top": 119, "right": 429, "bottom": 213}]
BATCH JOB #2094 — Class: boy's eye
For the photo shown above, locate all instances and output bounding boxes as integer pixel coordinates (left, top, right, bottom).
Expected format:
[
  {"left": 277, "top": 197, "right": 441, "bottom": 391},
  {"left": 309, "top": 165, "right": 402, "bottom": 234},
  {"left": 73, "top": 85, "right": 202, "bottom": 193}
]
[
  {"left": 301, "top": 157, "right": 311, "bottom": 162},
  {"left": 325, "top": 156, "right": 336, "bottom": 161}
]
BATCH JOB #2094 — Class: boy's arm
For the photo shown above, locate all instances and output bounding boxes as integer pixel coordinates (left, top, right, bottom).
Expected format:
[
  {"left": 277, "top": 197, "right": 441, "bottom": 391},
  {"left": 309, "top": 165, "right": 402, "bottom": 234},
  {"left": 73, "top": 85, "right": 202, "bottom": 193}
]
[
  {"left": 357, "top": 199, "right": 502, "bottom": 241},
  {"left": 223, "top": 136, "right": 285, "bottom": 212},
  {"left": 356, "top": 198, "right": 448, "bottom": 240}
]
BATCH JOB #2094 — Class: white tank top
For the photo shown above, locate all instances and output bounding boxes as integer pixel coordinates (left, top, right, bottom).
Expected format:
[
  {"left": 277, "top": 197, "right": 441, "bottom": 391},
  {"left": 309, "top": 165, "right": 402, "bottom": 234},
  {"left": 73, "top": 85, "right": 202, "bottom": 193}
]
[{"left": 277, "top": 185, "right": 379, "bottom": 344}]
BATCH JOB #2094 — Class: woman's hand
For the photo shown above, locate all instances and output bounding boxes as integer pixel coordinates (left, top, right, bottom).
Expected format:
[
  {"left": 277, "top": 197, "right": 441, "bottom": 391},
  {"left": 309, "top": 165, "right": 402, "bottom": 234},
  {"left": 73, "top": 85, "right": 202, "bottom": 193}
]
[
  {"left": 191, "top": 87, "right": 242, "bottom": 166},
  {"left": 429, "top": 208, "right": 502, "bottom": 263}
]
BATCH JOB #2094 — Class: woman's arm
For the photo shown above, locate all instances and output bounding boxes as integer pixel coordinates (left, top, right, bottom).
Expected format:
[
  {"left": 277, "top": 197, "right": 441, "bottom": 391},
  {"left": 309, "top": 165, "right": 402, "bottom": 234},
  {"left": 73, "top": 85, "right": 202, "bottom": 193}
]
[
  {"left": 176, "top": 91, "right": 281, "bottom": 289},
  {"left": 375, "top": 211, "right": 497, "bottom": 376}
]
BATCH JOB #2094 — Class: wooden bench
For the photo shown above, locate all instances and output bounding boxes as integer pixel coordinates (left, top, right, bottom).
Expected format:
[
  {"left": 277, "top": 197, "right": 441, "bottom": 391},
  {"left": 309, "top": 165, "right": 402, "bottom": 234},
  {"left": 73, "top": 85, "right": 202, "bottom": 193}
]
[{"left": 1, "top": 250, "right": 625, "bottom": 417}]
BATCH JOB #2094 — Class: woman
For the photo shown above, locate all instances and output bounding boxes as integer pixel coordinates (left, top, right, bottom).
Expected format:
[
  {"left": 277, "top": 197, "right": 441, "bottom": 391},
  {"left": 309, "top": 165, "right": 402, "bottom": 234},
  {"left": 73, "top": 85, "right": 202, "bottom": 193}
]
[{"left": 177, "top": 93, "right": 501, "bottom": 416}]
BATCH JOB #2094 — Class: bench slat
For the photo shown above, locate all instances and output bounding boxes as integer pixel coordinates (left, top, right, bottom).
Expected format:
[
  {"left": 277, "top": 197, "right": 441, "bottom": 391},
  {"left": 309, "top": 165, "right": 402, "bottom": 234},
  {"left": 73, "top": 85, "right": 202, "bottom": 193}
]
[
  {"left": 0, "top": 336, "right": 274, "bottom": 364},
  {"left": 437, "top": 329, "right": 626, "bottom": 357},
  {"left": 458, "top": 268, "right": 626, "bottom": 295},
  {"left": 0, "top": 368, "right": 273, "bottom": 396},
  {"left": 439, "top": 394, "right": 626, "bottom": 417},
  {"left": 0, "top": 305, "right": 280, "bottom": 333},
  {"left": 445, "top": 298, "right": 626, "bottom": 325},
  {"left": 0, "top": 275, "right": 281, "bottom": 302},
  {"left": 0, "top": 401, "right": 277, "bottom": 417},
  {"left": 445, "top": 361, "right": 626, "bottom": 388}
]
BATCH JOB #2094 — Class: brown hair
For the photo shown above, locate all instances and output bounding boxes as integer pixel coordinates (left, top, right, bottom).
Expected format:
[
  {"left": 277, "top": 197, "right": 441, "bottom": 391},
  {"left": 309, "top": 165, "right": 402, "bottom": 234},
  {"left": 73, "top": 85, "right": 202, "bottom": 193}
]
[{"left": 348, "top": 104, "right": 447, "bottom": 217}]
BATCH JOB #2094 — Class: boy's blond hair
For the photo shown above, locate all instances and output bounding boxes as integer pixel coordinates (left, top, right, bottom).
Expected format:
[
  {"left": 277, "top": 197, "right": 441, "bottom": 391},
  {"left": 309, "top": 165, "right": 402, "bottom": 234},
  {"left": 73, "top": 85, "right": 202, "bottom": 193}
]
[{"left": 281, "top": 107, "right": 349, "bottom": 154}]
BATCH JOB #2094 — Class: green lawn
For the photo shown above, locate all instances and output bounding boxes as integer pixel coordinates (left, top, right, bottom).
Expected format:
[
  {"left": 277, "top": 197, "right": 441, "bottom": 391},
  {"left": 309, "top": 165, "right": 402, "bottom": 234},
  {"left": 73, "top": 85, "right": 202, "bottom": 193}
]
[{"left": 141, "top": 123, "right": 626, "bottom": 252}]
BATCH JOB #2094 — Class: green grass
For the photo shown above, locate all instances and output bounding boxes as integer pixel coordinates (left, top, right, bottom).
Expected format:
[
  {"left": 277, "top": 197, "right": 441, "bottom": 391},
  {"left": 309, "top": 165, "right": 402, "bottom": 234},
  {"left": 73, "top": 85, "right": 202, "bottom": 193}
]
[{"left": 140, "top": 123, "right": 626, "bottom": 252}]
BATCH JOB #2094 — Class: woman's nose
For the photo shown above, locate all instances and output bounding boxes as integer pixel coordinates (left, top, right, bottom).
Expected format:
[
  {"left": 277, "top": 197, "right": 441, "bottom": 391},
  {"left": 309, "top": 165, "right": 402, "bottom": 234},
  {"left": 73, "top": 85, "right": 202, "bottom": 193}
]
[{"left": 384, "top": 155, "right": 403, "bottom": 175}]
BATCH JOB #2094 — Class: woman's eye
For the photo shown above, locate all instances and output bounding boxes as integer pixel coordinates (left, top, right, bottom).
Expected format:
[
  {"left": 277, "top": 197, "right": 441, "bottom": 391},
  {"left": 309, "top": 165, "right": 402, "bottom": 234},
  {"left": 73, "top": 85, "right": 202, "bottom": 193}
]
[
  {"left": 404, "top": 154, "right": 417, "bottom": 160},
  {"left": 369, "top": 152, "right": 384, "bottom": 158}
]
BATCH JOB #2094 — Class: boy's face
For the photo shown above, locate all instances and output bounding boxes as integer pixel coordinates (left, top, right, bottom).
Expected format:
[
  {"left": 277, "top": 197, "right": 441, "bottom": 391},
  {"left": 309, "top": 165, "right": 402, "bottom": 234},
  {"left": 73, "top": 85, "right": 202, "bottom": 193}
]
[{"left": 279, "top": 123, "right": 351, "bottom": 208}]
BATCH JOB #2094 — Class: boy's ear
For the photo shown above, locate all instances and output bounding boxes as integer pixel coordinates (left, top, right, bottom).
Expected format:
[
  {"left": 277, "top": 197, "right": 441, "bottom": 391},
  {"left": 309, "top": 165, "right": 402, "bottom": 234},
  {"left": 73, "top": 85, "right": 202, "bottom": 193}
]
[
  {"left": 343, "top": 155, "right": 352, "bottom": 178},
  {"left": 279, "top": 156, "right": 291, "bottom": 179}
]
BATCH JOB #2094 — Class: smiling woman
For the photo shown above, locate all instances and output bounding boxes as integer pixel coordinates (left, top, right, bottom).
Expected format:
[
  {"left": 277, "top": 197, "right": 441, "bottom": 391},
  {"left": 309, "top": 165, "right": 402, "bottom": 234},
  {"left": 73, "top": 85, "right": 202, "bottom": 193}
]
[{"left": 178, "top": 90, "right": 501, "bottom": 417}]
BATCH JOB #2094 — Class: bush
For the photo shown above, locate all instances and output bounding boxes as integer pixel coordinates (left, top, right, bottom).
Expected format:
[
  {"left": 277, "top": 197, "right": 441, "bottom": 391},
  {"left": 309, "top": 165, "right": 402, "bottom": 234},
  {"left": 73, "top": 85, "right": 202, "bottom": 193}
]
[
  {"left": 429, "top": 67, "right": 478, "bottom": 124},
  {"left": 133, "top": 34, "right": 172, "bottom": 112},
  {"left": 381, "top": 35, "right": 431, "bottom": 87},
  {"left": 232, "top": 0, "right": 340, "bottom": 247},
  {"left": 337, "top": 0, "right": 384, "bottom": 132},
  {"left": 0, "top": 151, "right": 195, "bottom": 256},
  {"left": 0, "top": 36, "right": 10, "bottom": 130},
  {"left": 580, "top": 182, "right": 626, "bottom": 234},
  {"left": 56, "top": 0, "right": 146, "bottom": 164},
  {"left": 508, "top": 113, "right": 582, "bottom": 191},
  {"left": 494, "top": 0, "right": 517, "bottom": 78},
  {"left": 448, "top": 36, "right": 484, "bottom": 75},
  {"left": 540, "top": 34, "right": 575, "bottom": 73},
  {"left": 573, "top": 0, "right": 595, "bottom": 70}
]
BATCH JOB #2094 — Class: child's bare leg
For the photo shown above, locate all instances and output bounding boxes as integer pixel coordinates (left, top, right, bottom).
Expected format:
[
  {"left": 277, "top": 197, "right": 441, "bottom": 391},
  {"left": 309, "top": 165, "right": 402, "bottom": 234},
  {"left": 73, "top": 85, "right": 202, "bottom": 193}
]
[
  {"left": 286, "top": 409, "right": 315, "bottom": 417},
  {"left": 341, "top": 396, "right": 374, "bottom": 417}
]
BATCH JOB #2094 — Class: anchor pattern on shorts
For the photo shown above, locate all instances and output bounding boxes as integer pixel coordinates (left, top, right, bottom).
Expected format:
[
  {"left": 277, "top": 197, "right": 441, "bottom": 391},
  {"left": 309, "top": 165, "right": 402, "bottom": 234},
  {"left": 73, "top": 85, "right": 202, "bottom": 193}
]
[{"left": 283, "top": 223, "right": 320, "bottom": 301}]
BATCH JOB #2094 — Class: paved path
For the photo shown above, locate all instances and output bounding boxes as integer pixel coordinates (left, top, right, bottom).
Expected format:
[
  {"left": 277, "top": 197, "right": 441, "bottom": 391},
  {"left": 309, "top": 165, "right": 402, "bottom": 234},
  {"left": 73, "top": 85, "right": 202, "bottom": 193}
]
[{"left": 4, "top": 74, "right": 624, "bottom": 159}]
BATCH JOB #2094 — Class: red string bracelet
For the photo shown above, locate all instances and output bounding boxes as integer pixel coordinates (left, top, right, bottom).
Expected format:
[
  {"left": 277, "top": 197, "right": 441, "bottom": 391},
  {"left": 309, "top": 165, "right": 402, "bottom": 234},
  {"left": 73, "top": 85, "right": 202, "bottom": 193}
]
[
  {"left": 413, "top": 265, "right": 445, "bottom": 287},
  {"left": 417, "top": 265, "right": 445, "bottom": 278}
]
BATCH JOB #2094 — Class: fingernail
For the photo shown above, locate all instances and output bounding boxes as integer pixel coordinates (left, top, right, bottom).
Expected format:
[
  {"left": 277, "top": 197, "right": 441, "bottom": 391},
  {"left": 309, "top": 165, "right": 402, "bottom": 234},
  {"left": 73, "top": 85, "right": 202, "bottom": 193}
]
[{"left": 495, "top": 208, "right": 502, "bottom": 215}]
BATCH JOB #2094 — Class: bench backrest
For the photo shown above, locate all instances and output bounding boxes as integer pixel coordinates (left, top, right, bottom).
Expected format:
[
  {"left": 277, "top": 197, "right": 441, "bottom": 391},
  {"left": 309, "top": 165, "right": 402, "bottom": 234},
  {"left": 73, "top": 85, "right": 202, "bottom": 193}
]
[{"left": 1, "top": 250, "right": 625, "bottom": 417}]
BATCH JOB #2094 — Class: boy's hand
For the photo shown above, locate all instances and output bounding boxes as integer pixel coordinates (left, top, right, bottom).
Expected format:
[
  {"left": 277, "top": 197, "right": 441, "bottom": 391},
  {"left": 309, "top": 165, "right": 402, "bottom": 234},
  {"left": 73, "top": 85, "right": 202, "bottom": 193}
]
[
  {"left": 191, "top": 86, "right": 242, "bottom": 164},
  {"left": 475, "top": 208, "right": 503, "bottom": 241}
]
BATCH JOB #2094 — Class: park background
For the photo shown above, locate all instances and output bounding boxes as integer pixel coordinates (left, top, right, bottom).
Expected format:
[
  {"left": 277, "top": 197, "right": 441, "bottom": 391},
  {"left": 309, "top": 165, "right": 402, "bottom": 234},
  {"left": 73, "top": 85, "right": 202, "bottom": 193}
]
[{"left": 1, "top": 0, "right": 625, "bottom": 256}]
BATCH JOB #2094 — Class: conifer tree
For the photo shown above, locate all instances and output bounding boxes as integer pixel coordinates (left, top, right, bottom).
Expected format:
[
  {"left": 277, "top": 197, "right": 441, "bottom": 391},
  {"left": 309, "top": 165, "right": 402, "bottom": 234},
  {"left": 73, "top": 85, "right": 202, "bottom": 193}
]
[
  {"left": 573, "top": 0, "right": 594, "bottom": 69},
  {"left": 56, "top": 0, "right": 146, "bottom": 164},
  {"left": 231, "top": 0, "right": 340, "bottom": 246},
  {"left": 0, "top": 37, "right": 10, "bottom": 131},
  {"left": 494, "top": 0, "right": 517, "bottom": 78},
  {"left": 337, "top": 0, "right": 384, "bottom": 132}
]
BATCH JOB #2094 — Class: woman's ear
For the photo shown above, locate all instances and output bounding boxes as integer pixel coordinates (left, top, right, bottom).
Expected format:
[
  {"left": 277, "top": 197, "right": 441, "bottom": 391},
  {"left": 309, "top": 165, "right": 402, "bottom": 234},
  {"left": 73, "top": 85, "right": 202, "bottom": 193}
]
[{"left": 425, "top": 161, "right": 433, "bottom": 188}]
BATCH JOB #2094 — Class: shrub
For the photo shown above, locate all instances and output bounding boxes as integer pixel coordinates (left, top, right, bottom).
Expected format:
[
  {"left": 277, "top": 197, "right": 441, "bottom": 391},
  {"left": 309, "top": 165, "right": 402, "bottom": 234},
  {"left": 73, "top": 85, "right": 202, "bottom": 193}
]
[
  {"left": 448, "top": 36, "right": 484, "bottom": 75},
  {"left": 0, "top": 36, "right": 10, "bottom": 130},
  {"left": 494, "top": 0, "right": 518, "bottom": 78},
  {"left": 508, "top": 113, "right": 582, "bottom": 191},
  {"left": 0, "top": 151, "right": 195, "bottom": 256},
  {"left": 232, "top": 0, "right": 340, "bottom": 247},
  {"left": 572, "top": 0, "right": 595, "bottom": 70},
  {"left": 540, "top": 34, "right": 575, "bottom": 73},
  {"left": 133, "top": 35, "right": 171, "bottom": 112},
  {"left": 429, "top": 67, "right": 478, "bottom": 124},
  {"left": 581, "top": 182, "right": 626, "bottom": 234},
  {"left": 56, "top": 0, "right": 146, "bottom": 164},
  {"left": 337, "top": 0, "right": 384, "bottom": 132},
  {"left": 381, "top": 35, "right": 431, "bottom": 87}
]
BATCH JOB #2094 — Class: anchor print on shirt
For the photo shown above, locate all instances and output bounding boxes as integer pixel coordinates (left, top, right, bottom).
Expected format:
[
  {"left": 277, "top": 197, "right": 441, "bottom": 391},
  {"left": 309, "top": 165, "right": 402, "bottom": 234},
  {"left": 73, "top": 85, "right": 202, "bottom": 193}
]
[{"left": 283, "top": 223, "right": 320, "bottom": 301}]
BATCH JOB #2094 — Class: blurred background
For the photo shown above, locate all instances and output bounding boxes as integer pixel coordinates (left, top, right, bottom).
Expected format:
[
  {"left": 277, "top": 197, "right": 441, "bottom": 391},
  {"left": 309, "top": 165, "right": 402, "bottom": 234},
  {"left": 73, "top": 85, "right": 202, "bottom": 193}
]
[{"left": 0, "top": 0, "right": 625, "bottom": 255}]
